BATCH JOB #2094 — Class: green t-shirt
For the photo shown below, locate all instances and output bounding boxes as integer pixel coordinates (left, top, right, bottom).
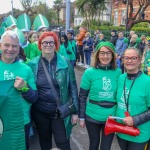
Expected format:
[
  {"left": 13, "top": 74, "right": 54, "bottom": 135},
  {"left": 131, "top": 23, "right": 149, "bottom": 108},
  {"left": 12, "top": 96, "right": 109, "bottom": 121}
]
[
  {"left": 61, "top": 42, "right": 76, "bottom": 60},
  {"left": 23, "top": 42, "right": 41, "bottom": 59},
  {"left": 116, "top": 73, "right": 150, "bottom": 143},
  {"left": 80, "top": 67, "right": 121, "bottom": 121},
  {"left": 0, "top": 61, "right": 36, "bottom": 124},
  {"left": 58, "top": 45, "right": 68, "bottom": 58}
]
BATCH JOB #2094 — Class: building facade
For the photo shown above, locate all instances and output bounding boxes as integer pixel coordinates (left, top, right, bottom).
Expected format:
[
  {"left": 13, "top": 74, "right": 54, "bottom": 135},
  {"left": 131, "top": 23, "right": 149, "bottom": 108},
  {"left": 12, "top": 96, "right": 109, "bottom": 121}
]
[{"left": 112, "top": 0, "right": 150, "bottom": 26}]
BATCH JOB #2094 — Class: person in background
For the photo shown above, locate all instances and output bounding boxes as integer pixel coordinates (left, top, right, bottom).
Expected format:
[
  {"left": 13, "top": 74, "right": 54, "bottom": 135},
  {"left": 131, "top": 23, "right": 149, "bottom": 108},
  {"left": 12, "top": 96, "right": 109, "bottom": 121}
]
[
  {"left": 0, "top": 30, "right": 38, "bottom": 150},
  {"left": 28, "top": 31, "right": 38, "bottom": 43},
  {"left": 128, "top": 34, "right": 140, "bottom": 49},
  {"left": 97, "top": 33, "right": 105, "bottom": 45},
  {"left": 23, "top": 31, "right": 40, "bottom": 59},
  {"left": 76, "top": 27, "right": 87, "bottom": 65},
  {"left": 127, "top": 31, "right": 135, "bottom": 45},
  {"left": 110, "top": 30, "right": 118, "bottom": 46},
  {"left": 116, "top": 31, "right": 128, "bottom": 68},
  {"left": 82, "top": 32, "right": 94, "bottom": 68},
  {"left": 79, "top": 42, "right": 121, "bottom": 150},
  {"left": 67, "top": 30, "right": 77, "bottom": 66},
  {"left": 28, "top": 32, "right": 78, "bottom": 150},
  {"left": 138, "top": 34, "right": 147, "bottom": 55},
  {"left": 116, "top": 47, "right": 150, "bottom": 150},
  {"left": 60, "top": 34, "right": 76, "bottom": 67}
]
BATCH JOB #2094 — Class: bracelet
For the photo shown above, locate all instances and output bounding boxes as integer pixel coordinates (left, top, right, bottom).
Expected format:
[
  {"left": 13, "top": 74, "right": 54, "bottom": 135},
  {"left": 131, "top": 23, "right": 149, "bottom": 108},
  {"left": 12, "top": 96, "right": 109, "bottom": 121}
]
[{"left": 17, "top": 82, "right": 29, "bottom": 92}]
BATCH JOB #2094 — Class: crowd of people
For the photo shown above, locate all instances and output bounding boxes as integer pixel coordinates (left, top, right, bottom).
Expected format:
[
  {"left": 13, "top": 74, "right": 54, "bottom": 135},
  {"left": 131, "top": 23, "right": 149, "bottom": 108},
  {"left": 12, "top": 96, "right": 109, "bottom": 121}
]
[{"left": 0, "top": 13, "right": 150, "bottom": 150}]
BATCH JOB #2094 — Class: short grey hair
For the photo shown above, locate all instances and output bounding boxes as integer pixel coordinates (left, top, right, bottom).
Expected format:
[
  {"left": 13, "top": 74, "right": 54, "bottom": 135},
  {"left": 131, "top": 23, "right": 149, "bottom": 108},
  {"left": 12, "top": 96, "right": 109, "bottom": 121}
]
[{"left": 1, "top": 30, "right": 19, "bottom": 43}]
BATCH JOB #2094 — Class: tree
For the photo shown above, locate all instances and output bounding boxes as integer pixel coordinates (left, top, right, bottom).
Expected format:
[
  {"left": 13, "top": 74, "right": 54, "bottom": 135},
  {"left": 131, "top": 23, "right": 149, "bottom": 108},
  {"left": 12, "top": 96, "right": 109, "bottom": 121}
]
[
  {"left": 123, "top": 0, "right": 150, "bottom": 30},
  {"left": 53, "top": 0, "right": 63, "bottom": 25},
  {"left": 75, "top": 0, "right": 106, "bottom": 29}
]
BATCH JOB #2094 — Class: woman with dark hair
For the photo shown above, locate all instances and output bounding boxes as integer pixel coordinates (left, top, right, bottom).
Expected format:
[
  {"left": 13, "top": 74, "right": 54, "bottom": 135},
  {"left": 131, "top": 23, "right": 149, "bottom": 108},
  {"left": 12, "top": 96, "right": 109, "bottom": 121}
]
[
  {"left": 60, "top": 34, "right": 76, "bottom": 67},
  {"left": 79, "top": 42, "right": 121, "bottom": 150},
  {"left": 18, "top": 46, "right": 30, "bottom": 64},
  {"left": 116, "top": 47, "right": 150, "bottom": 150},
  {"left": 28, "top": 31, "right": 78, "bottom": 150}
]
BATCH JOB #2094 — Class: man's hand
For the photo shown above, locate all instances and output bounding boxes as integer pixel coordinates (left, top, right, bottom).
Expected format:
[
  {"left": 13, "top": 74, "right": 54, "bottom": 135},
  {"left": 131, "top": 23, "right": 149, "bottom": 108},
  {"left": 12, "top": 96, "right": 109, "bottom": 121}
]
[{"left": 14, "top": 76, "right": 26, "bottom": 90}]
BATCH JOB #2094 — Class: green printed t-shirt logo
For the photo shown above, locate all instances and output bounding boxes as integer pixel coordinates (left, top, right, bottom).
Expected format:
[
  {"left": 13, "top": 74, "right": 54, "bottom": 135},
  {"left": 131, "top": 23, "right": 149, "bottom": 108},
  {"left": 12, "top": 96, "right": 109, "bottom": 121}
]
[
  {"left": 102, "top": 77, "right": 112, "bottom": 91},
  {"left": 0, "top": 118, "right": 3, "bottom": 138}
]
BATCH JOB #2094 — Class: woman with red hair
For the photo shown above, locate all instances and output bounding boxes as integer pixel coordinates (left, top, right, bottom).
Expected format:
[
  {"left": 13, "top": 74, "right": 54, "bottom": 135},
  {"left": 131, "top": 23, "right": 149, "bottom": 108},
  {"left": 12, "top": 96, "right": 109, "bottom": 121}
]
[{"left": 28, "top": 31, "right": 78, "bottom": 150}]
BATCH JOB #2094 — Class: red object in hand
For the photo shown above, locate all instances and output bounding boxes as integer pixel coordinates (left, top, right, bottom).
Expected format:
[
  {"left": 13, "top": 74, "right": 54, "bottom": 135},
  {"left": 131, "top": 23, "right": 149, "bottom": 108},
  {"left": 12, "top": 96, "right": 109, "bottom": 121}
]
[
  {"left": 105, "top": 117, "right": 140, "bottom": 136},
  {"left": 124, "top": 111, "right": 130, "bottom": 117}
]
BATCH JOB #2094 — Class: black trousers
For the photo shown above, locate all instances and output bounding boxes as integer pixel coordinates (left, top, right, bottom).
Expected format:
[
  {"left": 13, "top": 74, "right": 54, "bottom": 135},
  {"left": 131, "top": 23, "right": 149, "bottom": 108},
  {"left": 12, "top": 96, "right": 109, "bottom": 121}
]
[
  {"left": 77, "top": 45, "right": 84, "bottom": 63},
  {"left": 117, "top": 135, "right": 147, "bottom": 150},
  {"left": 25, "top": 123, "right": 31, "bottom": 150},
  {"left": 86, "top": 120, "right": 114, "bottom": 150},
  {"left": 31, "top": 107, "right": 71, "bottom": 150}
]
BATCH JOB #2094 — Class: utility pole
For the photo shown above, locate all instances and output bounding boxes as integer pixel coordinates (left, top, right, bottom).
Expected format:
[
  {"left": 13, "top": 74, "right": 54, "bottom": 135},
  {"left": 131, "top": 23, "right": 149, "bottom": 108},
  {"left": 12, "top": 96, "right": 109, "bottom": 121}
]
[
  {"left": 66, "top": 0, "right": 70, "bottom": 33},
  {"left": 125, "top": 0, "right": 129, "bottom": 36},
  {"left": 11, "top": 0, "right": 14, "bottom": 16}
]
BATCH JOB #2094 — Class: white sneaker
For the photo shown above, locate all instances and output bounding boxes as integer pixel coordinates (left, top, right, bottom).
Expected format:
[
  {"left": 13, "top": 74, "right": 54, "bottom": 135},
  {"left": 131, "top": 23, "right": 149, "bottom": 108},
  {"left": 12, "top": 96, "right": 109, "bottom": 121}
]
[
  {"left": 78, "top": 62, "right": 82, "bottom": 65},
  {"left": 84, "top": 65, "right": 87, "bottom": 68},
  {"left": 86, "top": 65, "right": 90, "bottom": 68}
]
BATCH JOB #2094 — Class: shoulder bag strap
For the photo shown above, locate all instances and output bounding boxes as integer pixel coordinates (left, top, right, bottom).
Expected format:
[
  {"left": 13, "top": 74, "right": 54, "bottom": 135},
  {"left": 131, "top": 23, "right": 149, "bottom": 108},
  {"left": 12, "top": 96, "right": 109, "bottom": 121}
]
[{"left": 41, "top": 59, "right": 60, "bottom": 106}]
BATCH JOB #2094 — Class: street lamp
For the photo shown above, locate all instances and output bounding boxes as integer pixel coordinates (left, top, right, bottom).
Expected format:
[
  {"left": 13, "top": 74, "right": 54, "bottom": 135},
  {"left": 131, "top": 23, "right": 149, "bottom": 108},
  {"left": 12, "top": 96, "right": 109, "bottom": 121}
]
[
  {"left": 66, "top": 0, "right": 70, "bottom": 32},
  {"left": 11, "top": 0, "right": 14, "bottom": 16}
]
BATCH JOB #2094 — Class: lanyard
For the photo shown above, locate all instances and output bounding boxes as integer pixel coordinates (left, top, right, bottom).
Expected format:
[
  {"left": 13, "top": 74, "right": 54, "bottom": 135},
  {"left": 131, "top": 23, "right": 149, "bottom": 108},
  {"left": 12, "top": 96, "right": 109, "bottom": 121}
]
[{"left": 123, "top": 71, "right": 142, "bottom": 114}]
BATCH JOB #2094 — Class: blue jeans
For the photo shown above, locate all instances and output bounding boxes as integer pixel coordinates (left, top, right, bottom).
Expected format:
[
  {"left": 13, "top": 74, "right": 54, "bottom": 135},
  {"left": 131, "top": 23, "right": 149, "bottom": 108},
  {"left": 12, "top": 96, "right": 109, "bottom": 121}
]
[{"left": 84, "top": 51, "right": 92, "bottom": 65}]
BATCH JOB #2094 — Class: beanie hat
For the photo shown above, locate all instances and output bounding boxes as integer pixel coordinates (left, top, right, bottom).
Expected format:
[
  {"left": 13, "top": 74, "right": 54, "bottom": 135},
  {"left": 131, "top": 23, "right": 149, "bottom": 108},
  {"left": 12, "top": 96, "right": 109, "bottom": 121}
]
[
  {"left": 96, "top": 41, "right": 116, "bottom": 52},
  {"left": 5, "top": 15, "right": 17, "bottom": 28},
  {"left": 17, "top": 13, "right": 31, "bottom": 32},
  {"left": 33, "top": 14, "right": 49, "bottom": 32},
  {"left": 111, "top": 30, "right": 116, "bottom": 33}
]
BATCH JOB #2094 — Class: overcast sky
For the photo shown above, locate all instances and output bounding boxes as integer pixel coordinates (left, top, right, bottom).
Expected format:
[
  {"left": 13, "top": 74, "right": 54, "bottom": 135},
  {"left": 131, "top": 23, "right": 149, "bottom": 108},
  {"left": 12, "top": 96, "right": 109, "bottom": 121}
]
[{"left": 0, "top": 0, "right": 75, "bottom": 14}]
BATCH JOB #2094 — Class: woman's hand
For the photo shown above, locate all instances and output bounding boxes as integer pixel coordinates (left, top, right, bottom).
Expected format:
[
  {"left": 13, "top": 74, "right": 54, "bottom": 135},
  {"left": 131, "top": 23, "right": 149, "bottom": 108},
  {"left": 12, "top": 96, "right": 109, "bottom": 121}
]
[
  {"left": 79, "top": 119, "right": 85, "bottom": 128},
  {"left": 123, "top": 116, "right": 134, "bottom": 126},
  {"left": 71, "top": 115, "right": 78, "bottom": 125}
]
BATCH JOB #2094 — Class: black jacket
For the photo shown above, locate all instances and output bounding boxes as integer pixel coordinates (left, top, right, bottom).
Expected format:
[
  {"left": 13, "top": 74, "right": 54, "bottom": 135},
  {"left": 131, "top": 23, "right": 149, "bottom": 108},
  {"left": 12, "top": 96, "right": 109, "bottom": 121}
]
[{"left": 133, "top": 109, "right": 150, "bottom": 126}]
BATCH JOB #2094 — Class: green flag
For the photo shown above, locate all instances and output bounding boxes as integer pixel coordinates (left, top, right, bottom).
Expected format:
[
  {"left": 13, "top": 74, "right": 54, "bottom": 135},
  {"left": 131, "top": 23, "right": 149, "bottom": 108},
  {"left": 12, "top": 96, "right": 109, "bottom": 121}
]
[{"left": 0, "top": 80, "right": 25, "bottom": 150}]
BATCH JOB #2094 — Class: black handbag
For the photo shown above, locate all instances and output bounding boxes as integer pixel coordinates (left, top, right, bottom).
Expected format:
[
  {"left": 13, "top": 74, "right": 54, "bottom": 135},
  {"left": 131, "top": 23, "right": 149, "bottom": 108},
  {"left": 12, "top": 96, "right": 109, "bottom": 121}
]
[
  {"left": 41, "top": 59, "right": 75, "bottom": 119},
  {"left": 66, "top": 50, "right": 72, "bottom": 54}
]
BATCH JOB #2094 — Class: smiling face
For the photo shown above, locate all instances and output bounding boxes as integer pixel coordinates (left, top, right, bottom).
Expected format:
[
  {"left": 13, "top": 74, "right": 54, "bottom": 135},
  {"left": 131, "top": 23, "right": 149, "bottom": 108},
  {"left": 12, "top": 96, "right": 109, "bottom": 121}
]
[
  {"left": 1, "top": 35, "right": 20, "bottom": 64},
  {"left": 41, "top": 36, "right": 56, "bottom": 56},
  {"left": 123, "top": 49, "right": 141, "bottom": 73},
  {"left": 98, "top": 47, "right": 113, "bottom": 66}
]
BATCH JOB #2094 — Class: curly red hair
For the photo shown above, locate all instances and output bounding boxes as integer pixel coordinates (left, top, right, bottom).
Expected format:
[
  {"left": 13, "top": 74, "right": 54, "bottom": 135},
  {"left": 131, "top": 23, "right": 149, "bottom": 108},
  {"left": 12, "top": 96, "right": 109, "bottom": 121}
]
[{"left": 38, "top": 31, "right": 59, "bottom": 51}]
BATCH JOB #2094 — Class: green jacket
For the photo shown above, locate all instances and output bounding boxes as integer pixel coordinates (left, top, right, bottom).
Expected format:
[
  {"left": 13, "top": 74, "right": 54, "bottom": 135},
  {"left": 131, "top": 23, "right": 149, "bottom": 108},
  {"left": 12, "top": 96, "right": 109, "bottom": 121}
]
[
  {"left": 23, "top": 42, "right": 41, "bottom": 60},
  {"left": 28, "top": 52, "right": 78, "bottom": 137}
]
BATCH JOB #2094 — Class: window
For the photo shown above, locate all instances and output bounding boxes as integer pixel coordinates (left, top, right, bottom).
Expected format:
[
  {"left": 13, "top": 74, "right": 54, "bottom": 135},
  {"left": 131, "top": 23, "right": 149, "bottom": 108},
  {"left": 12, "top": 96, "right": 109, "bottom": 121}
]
[
  {"left": 121, "top": 10, "right": 126, "bottom": 25},
  {"left": 114, "top": 11, "right": 118, "bottom": 25}
]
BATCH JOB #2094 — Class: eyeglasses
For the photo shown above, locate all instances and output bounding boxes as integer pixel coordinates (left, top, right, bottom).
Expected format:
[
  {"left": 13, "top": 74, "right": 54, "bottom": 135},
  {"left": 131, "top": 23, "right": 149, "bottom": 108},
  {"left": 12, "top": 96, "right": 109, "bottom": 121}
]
[
  {"left": 41, "top": 41, "right": 55, "bottom": 47},
  {"left": 123, "top": 56, "right": 138, "bottom": 61},
  {"left": 99, "top": 51, "right": 112, "bottom": 56}
]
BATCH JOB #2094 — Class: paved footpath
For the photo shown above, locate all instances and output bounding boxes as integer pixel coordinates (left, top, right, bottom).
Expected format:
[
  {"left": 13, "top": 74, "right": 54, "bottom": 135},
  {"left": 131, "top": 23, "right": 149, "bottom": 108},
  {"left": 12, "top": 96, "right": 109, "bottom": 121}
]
[{"left": 29, "top": 66, "right": 120, "bottom": 150}]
